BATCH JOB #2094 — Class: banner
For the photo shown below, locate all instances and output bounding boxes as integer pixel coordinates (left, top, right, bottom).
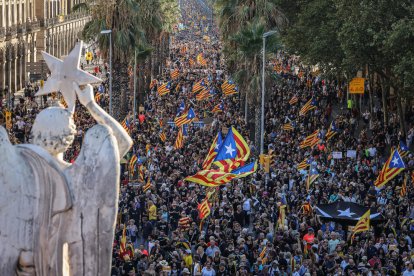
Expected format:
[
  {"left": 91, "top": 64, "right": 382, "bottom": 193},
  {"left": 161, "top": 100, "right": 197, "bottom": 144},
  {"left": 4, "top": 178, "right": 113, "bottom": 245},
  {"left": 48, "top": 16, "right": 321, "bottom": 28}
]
[
  {"left": 332, "top": 151, "right": 343, "bottom": 159},
  {"left": 349, "top": 77, "right": 365, "bottom": 94},
  {"left": 346, "top": 150, "right": 357, "bottom": 158}
]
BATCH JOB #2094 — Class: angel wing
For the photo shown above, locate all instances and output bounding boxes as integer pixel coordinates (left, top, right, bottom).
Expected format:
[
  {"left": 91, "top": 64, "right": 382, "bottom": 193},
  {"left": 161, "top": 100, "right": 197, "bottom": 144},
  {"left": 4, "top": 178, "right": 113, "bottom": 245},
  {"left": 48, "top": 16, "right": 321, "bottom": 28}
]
[
  {"left": 0, "top": 126, "right": 36, "bottom": 274},
  {"left": 63, "top": 124, "right": 120, "bottom": 275}
]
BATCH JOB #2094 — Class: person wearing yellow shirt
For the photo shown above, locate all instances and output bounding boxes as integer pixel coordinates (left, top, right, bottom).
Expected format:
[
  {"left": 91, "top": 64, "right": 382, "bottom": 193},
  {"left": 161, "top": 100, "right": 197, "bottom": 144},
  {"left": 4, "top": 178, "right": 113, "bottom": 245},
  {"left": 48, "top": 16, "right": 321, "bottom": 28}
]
[{"left": 148, "top": 200, "right": 157, "bottom": 223}]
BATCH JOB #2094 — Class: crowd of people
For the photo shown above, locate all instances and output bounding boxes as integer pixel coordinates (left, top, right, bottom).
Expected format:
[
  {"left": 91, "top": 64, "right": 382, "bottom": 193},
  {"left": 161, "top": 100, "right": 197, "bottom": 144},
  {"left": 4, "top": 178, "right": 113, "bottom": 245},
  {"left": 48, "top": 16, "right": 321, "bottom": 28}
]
[{"left": 2, "top": 0, "right": 414, "bottom": 275}]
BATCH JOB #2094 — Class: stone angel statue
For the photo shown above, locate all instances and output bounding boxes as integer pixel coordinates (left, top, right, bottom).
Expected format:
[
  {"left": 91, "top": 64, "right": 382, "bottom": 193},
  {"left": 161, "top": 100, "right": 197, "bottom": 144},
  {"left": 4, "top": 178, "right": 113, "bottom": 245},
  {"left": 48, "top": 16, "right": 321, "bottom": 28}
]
[{"left": 0, "top": 42, "right": 133, "bottom": 275}]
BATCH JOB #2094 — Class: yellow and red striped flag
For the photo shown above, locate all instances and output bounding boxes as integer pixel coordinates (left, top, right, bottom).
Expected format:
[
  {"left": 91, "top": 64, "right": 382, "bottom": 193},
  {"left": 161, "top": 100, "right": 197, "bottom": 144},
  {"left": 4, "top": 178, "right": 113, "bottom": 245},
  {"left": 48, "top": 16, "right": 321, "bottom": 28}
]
[
  {"left": 143, "top": 179, "right": 151, "bottom": 192},
  {"left": 277, "top": 205, "right": 286, "bottom": 230},
  {"left": 139, "top": 165, "right": 145, "bottom": 181},
  {"left": 212, "top": 103, "right": 224, "bottom": 113},
  {"left": 259, "top": 246, "right": 267, "bottom": 259},
  {"left": 289, "top": 95, "right": 298, "bottom": 105},
  {"left": 192, "top": 79, "right": 205, "bottom": 93},
  {"left": 198, "top": 198, "right": 211, "bottom": 219},
  {"left": 374, "top": 150, "right": 405, "bottom": 189},
  {"left": 120, "top": 224, "right": 127, "bottom": 256},
  {"left": 351, "top": 210, "right": 370, "bottom": 241},
  {"left": 170, "top": 68, "right": 180, "bottom": 80},
  {"left": 282, "top": 122, "right": 294, "bottom": 131},
  {"left": 157, "top": 82, "right": 171, "bottom": 96},
  {"left": 159, "top": 132, "right": 167, "bottom": 142},
  {"left": 202, "top": 132, "right": 222, "bottom": 170},
  {"left": 129, "top": 154, "right": 138, "bottom": 173},
  {"left": 296, "top": 158, "right": 309, "bottom": 171},
  {"left": 196, "top": 88, "right": 210, "bottom": 101},
  {"left": 299, "top": 98, "right": 317, "bottom": 116},
  {"left": 401, "top": 175, "right": 408, "bottom": 197},
  {"left": 299, "top": 130, "right": 319, "bottom": 149},
  {"left": 174, "top": 127, "right": 184, "bottom": 149}
]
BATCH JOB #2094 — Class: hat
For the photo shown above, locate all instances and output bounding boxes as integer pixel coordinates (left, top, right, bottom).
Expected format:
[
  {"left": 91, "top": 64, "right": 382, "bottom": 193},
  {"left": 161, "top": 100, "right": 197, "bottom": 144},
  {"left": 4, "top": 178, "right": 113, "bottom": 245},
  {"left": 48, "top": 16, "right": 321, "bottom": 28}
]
[{"left": 182, "top": 268, "right": 191, "bottom": 274}]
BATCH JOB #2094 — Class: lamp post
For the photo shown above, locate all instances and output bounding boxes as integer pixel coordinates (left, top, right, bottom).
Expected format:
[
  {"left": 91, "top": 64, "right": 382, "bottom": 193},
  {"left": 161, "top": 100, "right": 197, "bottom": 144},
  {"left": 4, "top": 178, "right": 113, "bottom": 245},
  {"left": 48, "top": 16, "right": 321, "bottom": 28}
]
[
  {"left": 260, "top": 30, "right": 277, "bottom": 155},
  {"left": 133, "top": 49, "right": 137, "bottom": 123},
  {"left": 100, "top": 29, "right": 113, "bottom": 116}
]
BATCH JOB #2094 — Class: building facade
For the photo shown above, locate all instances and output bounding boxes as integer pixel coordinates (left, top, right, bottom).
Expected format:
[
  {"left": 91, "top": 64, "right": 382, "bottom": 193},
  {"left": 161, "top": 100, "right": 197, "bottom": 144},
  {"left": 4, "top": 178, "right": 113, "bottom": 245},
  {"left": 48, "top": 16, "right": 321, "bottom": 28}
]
[{"left": 0, "top": 0, "right": 90, "bottom": 96}]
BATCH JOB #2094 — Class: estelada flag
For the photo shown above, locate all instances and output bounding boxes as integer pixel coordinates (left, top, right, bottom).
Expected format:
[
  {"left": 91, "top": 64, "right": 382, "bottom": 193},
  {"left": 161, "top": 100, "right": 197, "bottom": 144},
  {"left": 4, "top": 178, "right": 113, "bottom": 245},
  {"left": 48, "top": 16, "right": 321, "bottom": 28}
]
[
  {"left": 374, "top": 149, "right": 405, "bottom": 189},
  {"left": 351, "top": 210, "right": 370, "bottom": 241}
]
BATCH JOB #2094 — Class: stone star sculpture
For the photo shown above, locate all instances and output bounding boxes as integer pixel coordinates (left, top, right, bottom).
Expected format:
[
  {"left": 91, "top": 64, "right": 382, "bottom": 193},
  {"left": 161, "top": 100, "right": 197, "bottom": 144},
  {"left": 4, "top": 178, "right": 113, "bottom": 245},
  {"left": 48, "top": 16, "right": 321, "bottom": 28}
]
[{"left": 36, "top": 41, "right": 102, "bottom": 113}]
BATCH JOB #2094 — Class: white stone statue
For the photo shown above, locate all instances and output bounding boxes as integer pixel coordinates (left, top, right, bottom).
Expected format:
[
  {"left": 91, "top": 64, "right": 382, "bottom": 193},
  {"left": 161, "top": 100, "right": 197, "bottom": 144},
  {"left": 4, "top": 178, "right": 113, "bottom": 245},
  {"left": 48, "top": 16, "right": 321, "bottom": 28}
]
[{"left": 0, "top": 42, "right": 133, "bottom": 275}]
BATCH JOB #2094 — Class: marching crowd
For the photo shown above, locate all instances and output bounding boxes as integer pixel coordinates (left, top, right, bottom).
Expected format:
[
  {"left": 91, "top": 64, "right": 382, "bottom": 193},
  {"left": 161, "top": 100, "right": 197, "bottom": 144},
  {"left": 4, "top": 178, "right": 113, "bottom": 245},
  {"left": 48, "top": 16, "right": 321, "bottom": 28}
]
[{"left": 2, "top": 0, "right": 414, "bottom": 275}]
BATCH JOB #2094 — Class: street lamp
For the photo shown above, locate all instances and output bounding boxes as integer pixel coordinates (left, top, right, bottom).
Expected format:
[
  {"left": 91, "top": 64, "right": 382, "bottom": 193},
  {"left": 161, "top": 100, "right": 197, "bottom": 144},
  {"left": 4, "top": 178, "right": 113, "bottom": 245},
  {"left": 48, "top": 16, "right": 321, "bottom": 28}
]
[
  {"left": 260, "top": 30, "right": 277, "bottom": 155},
  {"left": 100, "top": 29, "right": 113, "bottom": 116}
]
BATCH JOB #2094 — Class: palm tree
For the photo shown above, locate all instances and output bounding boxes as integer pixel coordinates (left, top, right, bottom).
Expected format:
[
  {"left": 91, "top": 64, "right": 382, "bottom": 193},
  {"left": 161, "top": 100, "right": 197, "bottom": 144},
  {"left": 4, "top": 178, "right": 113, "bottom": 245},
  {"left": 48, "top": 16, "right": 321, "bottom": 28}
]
[
  {"left": 215, "top": 0, "right": 285, "bottom": 147},
  {"left": 77, "top": 0, "right": 179, "bottom": 120}
]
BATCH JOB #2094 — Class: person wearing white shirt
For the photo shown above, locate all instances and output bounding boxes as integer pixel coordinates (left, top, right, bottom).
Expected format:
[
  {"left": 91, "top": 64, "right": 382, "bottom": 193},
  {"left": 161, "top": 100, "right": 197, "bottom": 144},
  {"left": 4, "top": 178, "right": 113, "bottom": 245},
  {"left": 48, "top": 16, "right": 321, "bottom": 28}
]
[{"left": 201, "top": 262, "right": 216, "bottom": 276}]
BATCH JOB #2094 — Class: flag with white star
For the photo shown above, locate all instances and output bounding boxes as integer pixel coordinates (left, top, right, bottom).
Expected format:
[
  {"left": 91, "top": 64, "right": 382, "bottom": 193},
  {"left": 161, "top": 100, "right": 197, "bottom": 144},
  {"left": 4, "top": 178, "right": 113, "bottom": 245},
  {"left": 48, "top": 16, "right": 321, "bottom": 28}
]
[
  {"left": 315, "top": 202, "right": 382, "bottom": 223},
  {"left": 213, "top": 127, "right": 250, "bottom": 170},
  {"left": 375, "top": 149, "right": 405, "bottom": 189}
]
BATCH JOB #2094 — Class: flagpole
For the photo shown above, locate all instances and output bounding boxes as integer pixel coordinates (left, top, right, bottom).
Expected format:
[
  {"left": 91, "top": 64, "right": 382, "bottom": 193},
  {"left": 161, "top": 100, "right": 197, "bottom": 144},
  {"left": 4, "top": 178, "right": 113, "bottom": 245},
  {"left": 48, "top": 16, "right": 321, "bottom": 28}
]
[{"left": 133, "top": 49, "right": 137, "bottom": 123}]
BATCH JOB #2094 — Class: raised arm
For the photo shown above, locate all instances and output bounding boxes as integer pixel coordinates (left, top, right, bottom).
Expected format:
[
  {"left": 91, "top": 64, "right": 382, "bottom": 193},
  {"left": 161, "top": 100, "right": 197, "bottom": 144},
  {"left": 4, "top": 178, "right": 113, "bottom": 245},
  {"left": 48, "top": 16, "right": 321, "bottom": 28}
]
[{"left": 73, "top": 83, "right": 133, "bottom": 158}]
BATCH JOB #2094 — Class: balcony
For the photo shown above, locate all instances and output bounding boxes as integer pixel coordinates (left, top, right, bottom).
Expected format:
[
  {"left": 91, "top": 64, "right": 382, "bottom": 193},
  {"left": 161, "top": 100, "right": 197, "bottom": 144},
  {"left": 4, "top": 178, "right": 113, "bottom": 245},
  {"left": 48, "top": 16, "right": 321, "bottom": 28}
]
[
  {"left": 26, "top": 20, "right": 41, "bottom": 32},
  {"left": 6, "top": 25, "right": 17, "bottom": 37},
  {"left": 16, "top": 24, "right": 27, "bottom": 35},
  {"left": 41, "top": 12, "right": 90, "bottom": 28}
]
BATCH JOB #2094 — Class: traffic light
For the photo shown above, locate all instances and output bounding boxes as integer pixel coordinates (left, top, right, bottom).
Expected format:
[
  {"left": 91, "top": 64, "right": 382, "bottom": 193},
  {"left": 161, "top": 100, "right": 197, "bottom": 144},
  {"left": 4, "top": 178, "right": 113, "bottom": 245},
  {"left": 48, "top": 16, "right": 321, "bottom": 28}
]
[
  {"left": 263, "top": 155, "right": 270, "bottom": 173},
  {"left": 259, "top": 154, "right": 266, "bottom": 165}
]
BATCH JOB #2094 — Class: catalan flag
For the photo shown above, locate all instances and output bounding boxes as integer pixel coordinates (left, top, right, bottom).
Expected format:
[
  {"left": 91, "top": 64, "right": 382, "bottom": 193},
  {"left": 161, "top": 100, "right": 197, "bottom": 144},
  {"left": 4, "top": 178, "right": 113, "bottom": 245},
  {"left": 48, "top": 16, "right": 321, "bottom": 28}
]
[
  {"left": 120, "top": 224, "right": 127, "bottom": 256},
  {"left": 198, "top": 198, "right": 211, "bottom": 219},
  {"left": 299, "top": 98, "right": 317, "bottom": 116},
  {"left": 282, "top": 122, "right": 294, "bottom": 131},
  {"left": 196, "top": 88, "right": 211, "bottom": 101},
  {"left": 374, "top": 149, "right": 405, "bottom": 189},
  {"left": 157, "top": 82, "right": 171, "bottom": 96},
  {"left": 306, "top": 165, "right": 319, "bottom": 191},
  {"left": 159, "top": 131, "right": 167, "bottom": 142},
  {"left": 95, "top": 92, "right": 102, "bottom": 103},
  {"left": 325, "top": 121, "right": 339, "bottom": 141},
  {"left": 184, "top": 169, "right": 235, "bottom": 187},
  {"left": 143, "top": 179, "right": 151, "bottom": 192},
  {"left": 397, "top": 140, "right": 410, "bottom": 157},
  {"left": 213, "top": 126, "right": 250, "bottom": 169},
  {"left": 297, "top": 158, "right": 310, "bottom": 171},
  {"left": 202, "top": 132, "right": 223, "bottom": 169},
  {"left": 212, "top": 103, "right": 224, "bottom": 113},
  {"left": 221, "top": 80, "right": 237, "bottom": 96},
  {"left": 289, "top": 95, "right": 298, "bottom": 105},
  {"left": 174, "top": 127, "right": 184, "bottom": 149},
  {"left": 170, "top": 68, "right": 180, "bottom": 79},
  {"left": 351, "top": 210, "right": 370, "bottom": 241},
  {"left": 139, "top": 165, "right": 145, "bottom": 181},
  {"left": 299, "top": 130, "right": 319, "bottom": 149},
  {"left": 174, "top": 107, "right": 196, "bottom": 127},
  {"left": 259, "top": 246, "right": 267, "bottom": 259},
  {"left": 301, "top": 202, "right": 312, "bottom": 216},
  {"left": 277, "top": 204, "right": 286, "bottom": 230},
  {"left": 229, "top": 161, "right": 257, "bottom": 178},
  {"left": 192, "top": 79, "right": 206, "bottom": 93},
  {"left": 121, "top": 117, "right": 130, "bottom": 133},
  {"left": 129, "top": 154, "right": 138, "bottom": 173},
  {"left": 401, "top": 175, "right": 408, "bottom": 197},
  {"left": 197, "top": 53, "right": 207, "bottom": 66}
]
